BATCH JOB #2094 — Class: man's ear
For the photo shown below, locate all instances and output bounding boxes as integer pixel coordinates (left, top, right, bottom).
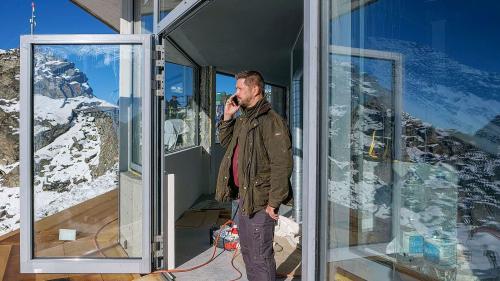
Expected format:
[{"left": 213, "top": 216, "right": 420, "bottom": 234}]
[{"left": 252, "top": 85, "right": 260, "bottom": 97}]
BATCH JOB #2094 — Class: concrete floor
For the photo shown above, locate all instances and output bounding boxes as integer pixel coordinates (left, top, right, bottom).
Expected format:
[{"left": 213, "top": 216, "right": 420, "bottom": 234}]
[
  {"left": 173, "top": 226, "right": 248, "bottom": 281},
  {"left": 171, "top": 209, "right": 301, "bottom": 281}
]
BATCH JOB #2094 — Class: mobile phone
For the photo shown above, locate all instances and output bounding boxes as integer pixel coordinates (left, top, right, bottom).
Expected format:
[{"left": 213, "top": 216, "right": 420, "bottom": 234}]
[{"left": 232, "top": 95, "right": 239, "bottom": 105}]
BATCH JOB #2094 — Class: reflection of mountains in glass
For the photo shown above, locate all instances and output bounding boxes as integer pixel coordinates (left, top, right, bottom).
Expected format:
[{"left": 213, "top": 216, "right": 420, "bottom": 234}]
[
  {"left": 328, "top": 59, "right": 499, "bottom": 230},
  {"left": 329, "top": 60, "right": 395, "bottom": 211},
  {"left": 32, "top": 53, "right": 119, "bottom": 221},
  {"left": 329, "top": 59, "right": 500, "bottom": 279},
  {"left": 34, "top": 53, "right": 94, "bottom": 99},
  {"left": 367, "top": 38, "right": 500, "bottom": 135}
]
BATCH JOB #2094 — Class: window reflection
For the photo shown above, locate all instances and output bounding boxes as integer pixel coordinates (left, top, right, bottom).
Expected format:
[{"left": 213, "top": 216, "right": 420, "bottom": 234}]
[
  {"left": 31, "top": 44, "right": 143, "bottom": 258},
  {"left": 327, "top": 48, "right": 399, "bottom": 257},
  {"left": 164, "top": 62, "right": 196, "bottom": 152},
  {"left": 323, "top": 1, "right": 500, "bottom": 280}
]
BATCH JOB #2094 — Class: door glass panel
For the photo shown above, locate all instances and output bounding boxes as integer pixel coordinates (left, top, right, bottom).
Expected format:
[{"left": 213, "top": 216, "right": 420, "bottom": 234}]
[
  {"left": 164, "top": 62, "right": 196, "bottom": 152},
  {"left": 32, "top": 44, "right": 143, "bottom": 258}
]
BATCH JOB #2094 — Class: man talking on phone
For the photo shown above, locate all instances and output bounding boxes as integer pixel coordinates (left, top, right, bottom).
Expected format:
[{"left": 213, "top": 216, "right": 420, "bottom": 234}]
[{"left": 215, "top": 70, "right": 293, "bottom": 281}]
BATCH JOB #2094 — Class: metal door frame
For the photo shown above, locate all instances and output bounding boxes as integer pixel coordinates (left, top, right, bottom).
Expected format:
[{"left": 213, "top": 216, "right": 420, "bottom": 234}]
[{"left": 19, "top": 34, "right": 152, "bottom": 274}]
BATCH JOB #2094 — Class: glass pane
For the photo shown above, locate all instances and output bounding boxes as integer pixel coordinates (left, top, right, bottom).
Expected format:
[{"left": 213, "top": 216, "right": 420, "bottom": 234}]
[
  {"left": 323, "top": 1, "right": 500, "bottom": 280},
  {"left": 159, "top": 0, "right": 182, "bottom": 22},
  {"left": 265, "top": 84, "right": 286, "bottom": 118},
  {"left": 135, "top": 0, "right": 153, "bottom": 34},
  {"left": 32, "top": 44, "right": 143, "bottom": 258},
  {"left": 164, "top": 62, "right": 196, "bottom": 152},
  {"left": 215, "top": 73, "right": 236, "bottom": 143}
]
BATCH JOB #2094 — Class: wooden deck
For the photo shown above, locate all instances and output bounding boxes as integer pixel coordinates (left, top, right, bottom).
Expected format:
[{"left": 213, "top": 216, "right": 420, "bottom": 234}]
[{"left": 0, "top": 189, "right": 142, "bottom": 281}]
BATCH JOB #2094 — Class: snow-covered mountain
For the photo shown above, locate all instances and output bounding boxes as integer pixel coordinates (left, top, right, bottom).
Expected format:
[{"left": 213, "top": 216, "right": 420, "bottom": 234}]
[
  {"left": 34, "top": 52, "right": 94, "bottom": 99},
  {"left": 0, "top": 49, "right": 20, "bottom": 190},
  {"left": 0, "top": 49, "right": 119, "bottom": 235}
]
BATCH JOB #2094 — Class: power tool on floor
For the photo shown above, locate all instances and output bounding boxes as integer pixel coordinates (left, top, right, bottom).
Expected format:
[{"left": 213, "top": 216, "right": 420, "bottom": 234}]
[{"left": 210, "top": 223, "right": 240, "bottom": 251}]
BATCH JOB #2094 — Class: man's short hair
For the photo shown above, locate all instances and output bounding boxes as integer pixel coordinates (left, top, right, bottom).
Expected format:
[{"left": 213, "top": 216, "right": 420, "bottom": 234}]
[{"left": 235, "top": 70, "right": 264, "bottom": 95}]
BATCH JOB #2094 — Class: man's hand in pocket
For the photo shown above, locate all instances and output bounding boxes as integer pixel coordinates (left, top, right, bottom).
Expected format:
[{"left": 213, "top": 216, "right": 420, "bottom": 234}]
[{"left": 265, "top": 205, "right": 279, "bottom": 220}]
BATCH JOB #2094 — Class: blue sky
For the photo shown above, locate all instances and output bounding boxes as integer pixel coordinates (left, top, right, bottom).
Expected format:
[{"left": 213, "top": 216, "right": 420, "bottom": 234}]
[{"left": 1, "top": 0, "right": 115, "bottom": 50}]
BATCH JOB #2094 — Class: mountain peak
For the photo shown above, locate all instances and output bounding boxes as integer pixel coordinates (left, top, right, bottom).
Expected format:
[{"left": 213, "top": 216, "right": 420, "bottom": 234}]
[{"left": 34, "top": 53, "right": 94, "bottom": 99}]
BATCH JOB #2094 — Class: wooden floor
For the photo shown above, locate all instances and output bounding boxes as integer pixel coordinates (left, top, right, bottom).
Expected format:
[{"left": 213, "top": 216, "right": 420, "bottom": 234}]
[{"left": 0, "top": 189, "right": 142, "bottom": 281}]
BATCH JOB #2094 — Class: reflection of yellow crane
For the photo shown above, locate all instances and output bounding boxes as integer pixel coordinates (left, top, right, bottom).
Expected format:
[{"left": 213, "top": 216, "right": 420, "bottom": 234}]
[
  {"left": 369, "top": 130, "right": 378, "bottom": 159},
  {"left": 369, "top": 130, "right": 390, "bottom": 160}
]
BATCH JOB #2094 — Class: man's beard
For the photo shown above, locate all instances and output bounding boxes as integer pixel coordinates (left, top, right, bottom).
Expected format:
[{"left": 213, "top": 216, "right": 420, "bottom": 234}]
[{"left": 238, "top": 98, "right": 249, "bottom": 108}]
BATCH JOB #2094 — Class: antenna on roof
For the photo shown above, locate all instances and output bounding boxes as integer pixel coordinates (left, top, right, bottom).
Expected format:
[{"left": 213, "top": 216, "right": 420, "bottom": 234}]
[{"left": 30, "top": 1, "right": 36, "bottom": 35}]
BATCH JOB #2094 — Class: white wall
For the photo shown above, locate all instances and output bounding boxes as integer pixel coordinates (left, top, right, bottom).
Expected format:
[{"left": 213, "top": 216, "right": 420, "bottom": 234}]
[{"left": 164, "top": 146, "right": 210, "bottom": 220}]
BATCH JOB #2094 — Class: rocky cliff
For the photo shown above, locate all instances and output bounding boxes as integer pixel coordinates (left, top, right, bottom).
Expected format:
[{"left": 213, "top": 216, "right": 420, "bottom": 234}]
[
  {"left": 0, "top": 48, "right": 119, "bottom": 235},
  {"left": 0, "top": 49, "right": 20, "bottom": 188}
]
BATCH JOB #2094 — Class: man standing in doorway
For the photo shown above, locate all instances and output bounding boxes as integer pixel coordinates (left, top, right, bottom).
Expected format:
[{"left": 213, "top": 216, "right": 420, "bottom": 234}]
[
  {"left": 216, "top": 70, "right": 293, "bottom": 281},
  {"left": 166, "top": 95, "right": 180, "bottom": 118}
]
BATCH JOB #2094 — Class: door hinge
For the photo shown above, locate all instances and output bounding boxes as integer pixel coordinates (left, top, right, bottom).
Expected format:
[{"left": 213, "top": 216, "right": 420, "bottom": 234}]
[
  {"left": 153, "top": 234, "right": 164, "bottom": 258},
  {"left": 154, "top": 44, "right": 165, "bottom": 97},
  {"left": 155, "top": 44, "right": 165, "bottom": 63}
]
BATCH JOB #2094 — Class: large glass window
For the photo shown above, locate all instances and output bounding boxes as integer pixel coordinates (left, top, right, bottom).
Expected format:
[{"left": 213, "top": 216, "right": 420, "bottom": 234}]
[
  {"left": 215, "top": 73, "right": 236, "bottom": 143},
  {"left": 31, "top": 44, "right": 144, "bottom": 259},
  {"left": 321, "top": 1, "right": 500, "bottom": 280}
]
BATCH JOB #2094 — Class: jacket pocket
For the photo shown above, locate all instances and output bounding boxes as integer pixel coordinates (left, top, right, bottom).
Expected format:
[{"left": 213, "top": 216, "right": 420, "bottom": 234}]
[
  {"left": 252, "top": 175, "right": 271, "bottom": 207},
  {"left": 253, "top": 175, "right": 270, "bottom": 188}
]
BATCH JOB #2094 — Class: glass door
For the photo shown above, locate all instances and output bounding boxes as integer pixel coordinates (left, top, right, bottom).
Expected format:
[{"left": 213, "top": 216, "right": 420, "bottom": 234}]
[
  {"left": 19, "top": 34, "right": 152, "bottom": 273},
  {"left": 160, "top": 36, "right": 199, "bottom": 270}
]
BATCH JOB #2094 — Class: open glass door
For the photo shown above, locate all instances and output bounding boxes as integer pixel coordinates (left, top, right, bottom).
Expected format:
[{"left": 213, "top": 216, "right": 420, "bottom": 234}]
[
  {"left": 160, "top": 36, "right": 199, "bottom": 271},
  {"left": 19, "top": 34, "right": 152, "bottom": 273}
]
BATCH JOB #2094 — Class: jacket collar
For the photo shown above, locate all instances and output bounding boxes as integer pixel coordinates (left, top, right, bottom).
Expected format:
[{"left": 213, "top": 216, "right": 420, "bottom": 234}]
[{"left": 241, "top": 98, "right": 271, "bottom": 120}]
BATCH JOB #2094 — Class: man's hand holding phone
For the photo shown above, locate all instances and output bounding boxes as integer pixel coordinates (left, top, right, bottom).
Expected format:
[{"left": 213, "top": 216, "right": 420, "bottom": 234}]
[{"left": 223, "top": 95, "right": 240, "bottom": 121}]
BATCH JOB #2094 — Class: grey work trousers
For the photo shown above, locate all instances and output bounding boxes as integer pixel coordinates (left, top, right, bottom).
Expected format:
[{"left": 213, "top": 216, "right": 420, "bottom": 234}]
[{"left": 237, "top": 200, "right": 276, "bottom": 281}]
